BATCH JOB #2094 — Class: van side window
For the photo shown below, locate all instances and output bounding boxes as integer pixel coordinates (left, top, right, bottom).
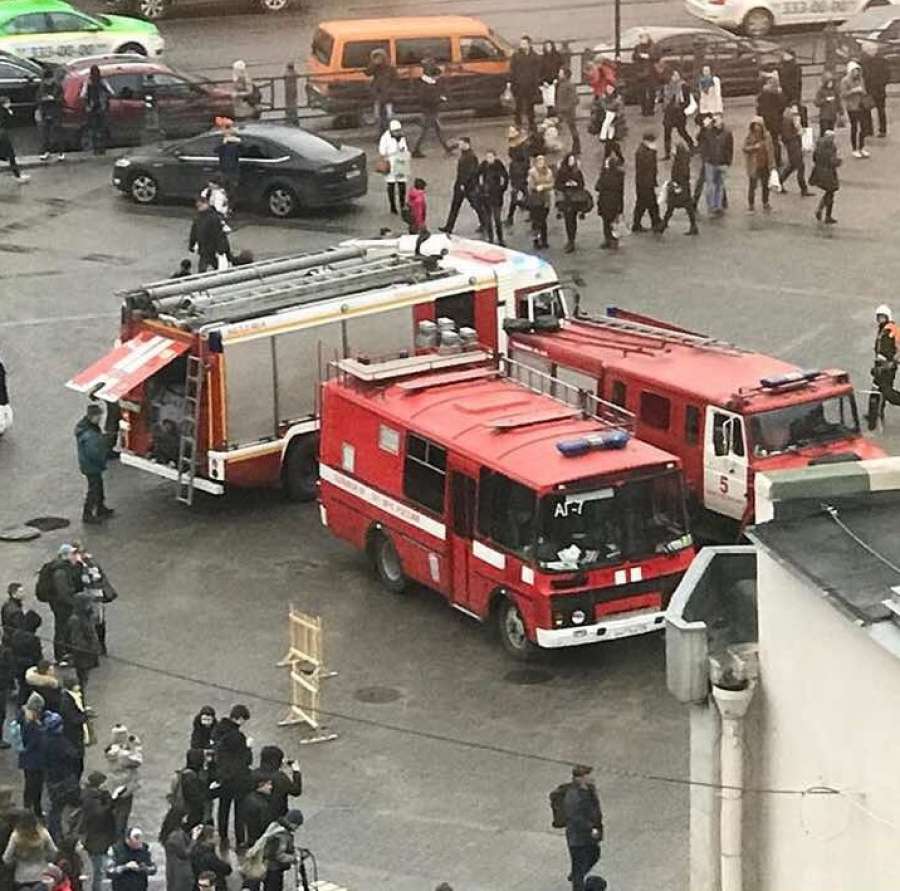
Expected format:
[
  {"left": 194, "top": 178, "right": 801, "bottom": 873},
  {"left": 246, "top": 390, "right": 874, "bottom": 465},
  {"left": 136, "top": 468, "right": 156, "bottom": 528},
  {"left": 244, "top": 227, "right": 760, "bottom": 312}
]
[
  {"left": 610, "top": 380, "right": 627, "bottom": 407},
  {"left": 403, "top": 434, "right": 447, "bottom": 514},
  {"left": 312, "top": 28, "right": 334, "bottom": 65},
  {"left": 712, "top": 412, "right": 745, "bottom": 457},
  {"left": 341, "top": 39, "right": 390, "bottom": 69},
  {"left": 396, "top": 37, "right": 452, "bottom": 65},
  {"left": 477, "top": 470, "right": 536, "bottom": 555},
  {"left": 684, "top": 405, "right": 701, "bottom": 445},
  {"left": 460, "top": 36, "right": 504, "bottom": 60},
  {"left": 640, "top": 391, "right": 671, "bottom": 430},
  {"left": 435, "top": 292, "right": 475, "bottom": 331}
]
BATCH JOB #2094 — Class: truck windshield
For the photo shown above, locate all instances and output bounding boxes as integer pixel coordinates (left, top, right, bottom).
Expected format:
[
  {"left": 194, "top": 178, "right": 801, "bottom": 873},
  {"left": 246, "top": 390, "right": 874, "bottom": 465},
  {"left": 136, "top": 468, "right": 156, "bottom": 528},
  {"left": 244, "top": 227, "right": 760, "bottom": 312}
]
[
  {"left": 748, "top": 394, "right": 860, "bottom": 456},
  {"left": 535, "top": 470, "right": 689, "bottom": 571}
]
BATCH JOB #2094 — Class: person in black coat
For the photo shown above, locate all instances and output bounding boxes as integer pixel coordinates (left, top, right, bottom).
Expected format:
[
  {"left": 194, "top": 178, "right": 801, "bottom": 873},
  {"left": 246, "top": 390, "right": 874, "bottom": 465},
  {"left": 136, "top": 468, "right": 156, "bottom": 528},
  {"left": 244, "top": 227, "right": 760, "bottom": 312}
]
[
  {"left": 241, "top": 774, "right": 274, "bottom": 848},
  {"left": 65, "top": 595, "right": 100, "bottom": 694},
  {"left": 632, "top": 132, "right": 662, "bottom": 232},
  {"left": 662, "top": 71, "right": 694, "bottom": 160},
  {"left": 595, "top": 155, "right": 624, "bottom": 248},
  {"left": 778, "top": 53, "right": 803, "bottom": 105},
  {"left": 59, "top": 679, "right": 87, "bottom": 781},
  {"left": 509, "top": 36, "right": 542, "bottom": 130},
  {"left": 661, "top": 138, "right": 698, "bottom": 235},
  {"left": 632, "top": 32, "right": 657, "bottom": 116},
  {"left": 540, "top": 41, "right": 563, "bottom": 112},
  {"left": 188, "top": 197, "right": 231, "bottom": 274},
  {"left": 440, "top": 137, "right": 485, "bottom": 234},
  {"left": 1, "top": 584, "right": 24, "bottom": 647},
  {"left": 412, "top": 61, "right": 452, "bottom": 157},
  {"left": 44, "top": 712, "right": 81, "bottom": 843},
  {"left": 11, "top": 611, "right": 42, "bottom": 703},
  {"left": 756, "top": 74, "right": 786, "bottom": 169},
  {"left": 211, "top": 705, "right": 252, "bottom": 849},
  {"left": 0, "top": 96, "right": 30, "bottom": 183},
  {"left": 107, "top": 828, "right": 156, "bottom": 891},
  {"left": 563, "top": 765, "right": 604, "bottom": 891},
  {"left": 257, "top": 747, "right": 302, "bottom": 819},
  {"left": 190, "top": 825, "right": 231, "bottom": 891},
  {"left": 555, "top": 154, "right": 586, "bottom": 253},
  {"left": 810, "top": 130, "right": 840, "bottom": 224},
  {"left": 82, "top": 772, "right": 116, "bottom": 891},
  {"left": 0, "top": 787, "right": 15, "bottom": 891},
  {"left": 505, "top": 128, "right": 530, "bottom": 225},
  {"left": 190, "top": 707, "right": 217, "bottom": 754},
  {"left": 478, "top": 150, "right": 509, "bottom": 245},
  {"left": 862, "top": 47, "right": 889, "bottom": 137}
]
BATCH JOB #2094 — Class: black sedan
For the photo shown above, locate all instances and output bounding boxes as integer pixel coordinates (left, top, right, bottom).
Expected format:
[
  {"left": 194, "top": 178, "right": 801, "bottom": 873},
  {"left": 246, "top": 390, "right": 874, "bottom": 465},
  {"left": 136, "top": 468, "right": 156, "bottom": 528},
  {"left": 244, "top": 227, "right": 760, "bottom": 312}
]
[
  {"left": 112, "top": 122, "right": 367, "bottom": 218},
  {"left": 0, "top": 50, "right": 48, "bottom": 120},
  {"left": 593, "top": 25, "right": 794, "bottom": 102}
]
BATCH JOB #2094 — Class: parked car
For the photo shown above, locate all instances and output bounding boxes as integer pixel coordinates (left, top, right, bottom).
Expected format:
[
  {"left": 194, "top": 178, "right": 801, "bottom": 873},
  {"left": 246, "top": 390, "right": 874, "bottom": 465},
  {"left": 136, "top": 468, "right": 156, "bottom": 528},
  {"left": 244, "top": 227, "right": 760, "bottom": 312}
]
[
  {"left": 686, "top": 0, "right": 896, "bottom": 38},
  {"left": 306, "top": 16, "right": 511, "bottom": 125},
  {"left": 837, "top": 6, "right": 900, "bottom": 79},
  {"left": 0, "top": 0, "right": 163, "bottom": 62},
  {"left": 593, "top": 25, "right": 793, "bottom": 102},
  {"left": 112, "top": 122, "right": 368, "bottom": 217},
  {"left": 104, "top": 0, "right": 291, "bottom": 22},
  {"left": 59, "top": 55, "right": 234, "bottom": 148},
  {"left": 0, "top": 48, "right": 48, "bottom": 118}
]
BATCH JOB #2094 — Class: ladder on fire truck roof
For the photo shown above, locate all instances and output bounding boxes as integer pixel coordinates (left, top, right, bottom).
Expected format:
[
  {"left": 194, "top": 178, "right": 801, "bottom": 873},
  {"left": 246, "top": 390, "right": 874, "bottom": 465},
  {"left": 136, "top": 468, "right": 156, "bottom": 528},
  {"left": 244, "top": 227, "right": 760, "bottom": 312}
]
[
  {"left": 123, "top": 247, "right": 448, "bottom": 329},
  {"left": 176, "top": 355, "right": 204, "bottom": 506},
  {"left": 571, "top": 312, "right": 747, "bottom": 356}
]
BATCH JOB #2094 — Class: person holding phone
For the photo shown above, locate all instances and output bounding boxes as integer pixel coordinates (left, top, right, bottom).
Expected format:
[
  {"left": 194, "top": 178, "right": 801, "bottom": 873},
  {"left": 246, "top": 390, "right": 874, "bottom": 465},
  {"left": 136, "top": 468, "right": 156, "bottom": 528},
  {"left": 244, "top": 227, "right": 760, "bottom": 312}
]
[{"left": 257, "top": 746, "right": 302, "bottom": 818}]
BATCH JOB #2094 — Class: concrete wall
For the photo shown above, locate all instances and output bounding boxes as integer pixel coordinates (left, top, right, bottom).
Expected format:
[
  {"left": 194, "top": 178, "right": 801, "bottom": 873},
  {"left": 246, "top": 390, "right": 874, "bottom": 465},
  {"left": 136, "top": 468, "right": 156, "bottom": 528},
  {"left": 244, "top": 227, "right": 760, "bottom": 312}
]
[{"left": 752, "top": 551, "right": 900, "bottom": 891}]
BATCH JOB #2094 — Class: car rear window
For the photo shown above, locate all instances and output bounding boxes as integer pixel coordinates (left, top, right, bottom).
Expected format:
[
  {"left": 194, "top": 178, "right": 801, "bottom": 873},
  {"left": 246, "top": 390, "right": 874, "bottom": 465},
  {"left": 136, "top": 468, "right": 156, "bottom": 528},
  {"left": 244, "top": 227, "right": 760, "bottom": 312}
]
[
  {"left": 341, "top": 39, "right": 389, "bottom": 69},
  {"left": 312, "top": 28, "right": 334, "bottom": 65},
  {"left": 396, "top": 37, "right": 452, "bottom": 65}
]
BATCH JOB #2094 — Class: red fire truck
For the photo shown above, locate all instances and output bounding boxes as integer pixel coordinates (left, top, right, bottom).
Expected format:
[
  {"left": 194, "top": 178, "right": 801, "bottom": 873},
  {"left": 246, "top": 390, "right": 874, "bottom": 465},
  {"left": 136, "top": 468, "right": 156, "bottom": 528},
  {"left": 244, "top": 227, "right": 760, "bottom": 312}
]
[
  {"left": 318, "top": 349, "right": 695, "bottom": 657},
  {"left": 65, "top": 239, "right": 558, "bottom": 505},
  {"left": 506, "top": 306, "right": 885, "bottom": 536}
]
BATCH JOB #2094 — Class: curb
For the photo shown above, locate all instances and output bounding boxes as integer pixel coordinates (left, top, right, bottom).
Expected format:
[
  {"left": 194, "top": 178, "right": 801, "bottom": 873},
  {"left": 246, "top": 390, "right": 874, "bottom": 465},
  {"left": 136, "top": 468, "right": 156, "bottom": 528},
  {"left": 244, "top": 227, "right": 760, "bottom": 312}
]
[{"left": 18, "top": 148, "right": 128, "bottom": 171}]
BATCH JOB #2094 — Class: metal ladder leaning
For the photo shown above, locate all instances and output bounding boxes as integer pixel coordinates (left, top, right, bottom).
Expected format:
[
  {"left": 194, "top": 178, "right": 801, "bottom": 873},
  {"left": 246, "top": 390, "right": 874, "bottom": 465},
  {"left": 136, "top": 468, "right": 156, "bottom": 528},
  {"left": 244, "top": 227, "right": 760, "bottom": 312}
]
[{"left": 176, "top": 355, "right": 204, "bottom": 505}]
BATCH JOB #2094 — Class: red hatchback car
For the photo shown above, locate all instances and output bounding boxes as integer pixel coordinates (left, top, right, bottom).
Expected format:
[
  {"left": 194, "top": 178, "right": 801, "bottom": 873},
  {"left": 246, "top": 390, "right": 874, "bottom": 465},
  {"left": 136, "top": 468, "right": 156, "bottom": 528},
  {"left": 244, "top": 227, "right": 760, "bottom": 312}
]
[{"left": 59, "top": 55, "right": 235, "bottom": 149}]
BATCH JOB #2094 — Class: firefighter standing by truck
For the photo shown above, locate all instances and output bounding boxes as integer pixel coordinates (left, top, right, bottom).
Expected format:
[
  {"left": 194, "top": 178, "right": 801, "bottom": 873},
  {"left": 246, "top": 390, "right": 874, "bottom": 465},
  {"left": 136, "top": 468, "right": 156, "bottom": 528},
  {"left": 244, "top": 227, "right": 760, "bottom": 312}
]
[{"left": 870, "top": 304, "right": 900, "bottom": 427}]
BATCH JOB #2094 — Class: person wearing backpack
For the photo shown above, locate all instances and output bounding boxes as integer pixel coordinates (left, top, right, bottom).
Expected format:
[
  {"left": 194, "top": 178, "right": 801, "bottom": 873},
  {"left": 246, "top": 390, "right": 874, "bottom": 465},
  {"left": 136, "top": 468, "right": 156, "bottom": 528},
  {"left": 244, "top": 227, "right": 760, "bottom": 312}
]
[
  {"left": 241, "top": 775, "right": 274, "bottom": 848},
  {"left": 563, "top": 765, "right": 604, "bottom": 891},
  {"left": 164, "top": 818, "right": 201, "bottom": 891},
  {"left": 39, "top": 545, "right": 82, "bottom": 662},
  {"left": 240, "top": 809, "right": 303, "bottom": 891}
]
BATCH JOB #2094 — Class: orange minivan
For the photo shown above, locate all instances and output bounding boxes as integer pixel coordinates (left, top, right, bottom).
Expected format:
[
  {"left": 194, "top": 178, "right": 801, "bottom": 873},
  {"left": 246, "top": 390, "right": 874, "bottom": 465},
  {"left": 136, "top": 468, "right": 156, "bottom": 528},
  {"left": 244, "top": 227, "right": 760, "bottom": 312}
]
[{"left": 306, "top": 16, "right": 511, "bottom": 122}]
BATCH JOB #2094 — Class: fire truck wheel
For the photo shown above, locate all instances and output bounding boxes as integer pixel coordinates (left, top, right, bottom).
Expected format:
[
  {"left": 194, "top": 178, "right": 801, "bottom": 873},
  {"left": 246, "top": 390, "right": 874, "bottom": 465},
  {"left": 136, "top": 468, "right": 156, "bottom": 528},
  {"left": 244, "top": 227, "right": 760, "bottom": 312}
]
[
  {"left": 496, "top": 597, "right": 537, "bottom": 659},
  {"left": 283, "top": 436, "right": 319, "bottom": 502},
  {"left": 371, "top": 531, "right": 408, "bottom": 595}
]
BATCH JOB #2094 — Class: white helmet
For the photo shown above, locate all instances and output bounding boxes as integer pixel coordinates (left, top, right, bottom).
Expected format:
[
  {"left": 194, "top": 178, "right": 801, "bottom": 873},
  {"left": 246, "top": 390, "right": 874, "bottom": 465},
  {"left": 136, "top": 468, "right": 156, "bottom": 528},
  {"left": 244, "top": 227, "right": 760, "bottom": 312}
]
[{"left": 876, "top": 304, "right": 892, "bottom": 320}]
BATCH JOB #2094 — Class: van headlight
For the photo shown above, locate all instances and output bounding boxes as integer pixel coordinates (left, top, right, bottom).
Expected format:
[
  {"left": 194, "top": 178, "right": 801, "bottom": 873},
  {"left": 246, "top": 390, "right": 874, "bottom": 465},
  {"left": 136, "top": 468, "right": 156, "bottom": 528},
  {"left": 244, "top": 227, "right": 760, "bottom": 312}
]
[
  {"left": 115, "top": 158, "right": 131, "bottom": 168},
  {"left": 571, "top": 609, "right": 586, "bottom": 626}
]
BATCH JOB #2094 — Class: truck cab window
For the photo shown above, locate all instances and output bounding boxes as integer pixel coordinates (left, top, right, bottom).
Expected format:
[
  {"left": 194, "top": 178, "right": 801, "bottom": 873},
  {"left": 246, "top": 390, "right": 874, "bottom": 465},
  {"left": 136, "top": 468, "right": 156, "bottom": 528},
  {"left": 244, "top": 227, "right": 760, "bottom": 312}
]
[
  {"left": 611, "top": 380, "right": 627, "bottom": 407},
  {"left": 712, "top": 412, "right": 745, "bottom": 457},
  {"left": 403, "top": 434, "right": 446, "bottom": 514},
  {"left": 640, "top": 391, "right": 671, "bottom": 430},
  {"left": 478, "top": 470, "right": 536, "bottom": 555},
  {"left": 684, "top": 404, "right": 700, "bottom": 445}
]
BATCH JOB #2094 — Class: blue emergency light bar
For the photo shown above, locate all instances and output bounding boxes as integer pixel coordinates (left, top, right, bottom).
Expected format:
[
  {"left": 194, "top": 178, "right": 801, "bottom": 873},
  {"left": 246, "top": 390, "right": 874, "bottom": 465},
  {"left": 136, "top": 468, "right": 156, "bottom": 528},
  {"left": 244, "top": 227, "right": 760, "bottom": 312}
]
[
  {"left": 759, "top": 369, "right": 821, "bottom": 389},
  {"left": 557, "top": 430, "right": 630, "bottom": 456}
]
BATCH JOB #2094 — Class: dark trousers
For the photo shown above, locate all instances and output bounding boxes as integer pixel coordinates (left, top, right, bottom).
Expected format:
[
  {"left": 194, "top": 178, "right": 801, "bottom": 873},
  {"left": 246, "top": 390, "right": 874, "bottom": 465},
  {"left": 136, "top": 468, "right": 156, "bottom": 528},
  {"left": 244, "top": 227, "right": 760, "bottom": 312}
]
[
  {"left": 600, "top": 213, "right": 617, "bottom": 245},
  {"left": 41, "top": 112, "right": 61, "bottom": 154},
  {"left": 386, "top": 181, "right": 406, "bottom": 214},
  {"left": 849, "top": 109, "right": 867, "bottom": 150},
  {"left": 22, "top": 769, "right": 43, "bottom": 818},
  {"left": 562, "top": 208, "right": 578, "bottom": 245},
  {"left": 83, "top": 473, "right": 105, "bottom": 520},
  {"left": 639, "top": 83, "right": 656, "bottom": 116},
  {"left": 483, "top": 201, "right": 504, "bottom": 243},
  {"left": 514, "top": 94, "right": 535, "bottom": 130},
  {"left": 663, "top": 194, "right": 697, "bottom": 231},
  {"left": 0, "top": 134, "right": 21, "bottom": 178},
  {"left": 444, "top": 185, "right": 483, "bottom": 233},
  {"left": 779, "top": 139, "right": 807, "bottom": 192},
  {"left": 663, "top": 117, "right": 693, "bottom": 158},
  {"left": 52, "top": 604, "right": 72, "bottom": 661},
  {"left": 198, "top": 252, "right": 218, "bottom": 273},
  {"left": 748, "top": 171, "right": 770, "bottom": 209},
  {"left": 559, "top": 111, "right": 581, "bottom": 155},
  {"left": 86, "top": 109, "right": 108, "bottom": 154},
  {"left": 873, "top": 93, "right": 887, "bottom": 135},
  {"left": 568, "top": 842, "right": 600, "bottom": 891},
  {"left": 506, "top": 187, "right": 526, "bottom": 223},
  {"left": 632, "top": 187, "right": 661, "bottom": 230},
  {"left": 816, "top": 188, "right": 836, "bottom": 220},
  {"left": 217, "top": 788, "right": 246, "bottom": 846},
  {"left": 874, "top": 363, "right": 900, "bottom": 406},
  {"left": 414, "top": 110, "right": 449, "bottom": 153},
  {"left": 530, "top": 205, "right": 549, "bottom": 246},
  {"left": 819, "top": 119, "right": 835, "bottom": 137}
]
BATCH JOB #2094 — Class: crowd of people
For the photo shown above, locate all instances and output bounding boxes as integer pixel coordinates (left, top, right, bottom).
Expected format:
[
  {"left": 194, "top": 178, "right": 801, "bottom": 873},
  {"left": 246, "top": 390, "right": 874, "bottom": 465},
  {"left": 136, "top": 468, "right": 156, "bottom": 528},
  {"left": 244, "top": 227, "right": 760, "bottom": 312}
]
[{"left": 360, "top": 32, "right": 891, "bottom": 251}]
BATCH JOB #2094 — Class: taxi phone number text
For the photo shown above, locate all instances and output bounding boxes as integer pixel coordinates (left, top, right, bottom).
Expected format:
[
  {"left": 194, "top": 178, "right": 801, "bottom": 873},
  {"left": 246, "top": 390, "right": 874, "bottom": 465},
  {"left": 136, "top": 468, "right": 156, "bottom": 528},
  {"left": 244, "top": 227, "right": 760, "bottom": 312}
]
[{"left": 21, "top": 43, "right": 106, "bottom": 60}]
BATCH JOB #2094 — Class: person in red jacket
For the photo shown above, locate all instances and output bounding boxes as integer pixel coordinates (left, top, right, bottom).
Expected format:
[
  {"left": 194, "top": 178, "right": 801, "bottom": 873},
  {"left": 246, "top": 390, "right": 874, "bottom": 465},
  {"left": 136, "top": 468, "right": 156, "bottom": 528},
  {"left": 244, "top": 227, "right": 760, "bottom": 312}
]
[
  {"left": 405, "top": 178, "right": 427, "bottom": 234},
  {"left": 587, "top": 57, "right": 617, "bottom": 99}
]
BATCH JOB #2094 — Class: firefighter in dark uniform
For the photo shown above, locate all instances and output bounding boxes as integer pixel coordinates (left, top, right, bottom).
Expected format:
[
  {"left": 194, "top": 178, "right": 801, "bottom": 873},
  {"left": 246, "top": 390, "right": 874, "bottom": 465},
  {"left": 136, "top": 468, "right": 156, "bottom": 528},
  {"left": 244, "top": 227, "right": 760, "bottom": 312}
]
[{"left": 869, "top": 304, "right": 900, "bottom": 428}]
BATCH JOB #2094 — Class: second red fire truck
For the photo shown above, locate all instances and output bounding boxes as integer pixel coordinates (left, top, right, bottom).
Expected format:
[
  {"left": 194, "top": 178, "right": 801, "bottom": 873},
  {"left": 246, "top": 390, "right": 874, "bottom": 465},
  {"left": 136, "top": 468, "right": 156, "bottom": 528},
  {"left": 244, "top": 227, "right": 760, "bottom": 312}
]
[{"left": 318, "top": 349, "right": 695, "bottom": 657}]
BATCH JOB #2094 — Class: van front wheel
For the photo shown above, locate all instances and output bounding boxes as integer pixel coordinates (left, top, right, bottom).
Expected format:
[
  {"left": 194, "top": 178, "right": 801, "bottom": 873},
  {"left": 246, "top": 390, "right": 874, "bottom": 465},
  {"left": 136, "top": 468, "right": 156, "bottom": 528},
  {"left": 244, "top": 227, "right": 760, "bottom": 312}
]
[
  {"left": 283, "top": 435, "right": 318, "bottom": 502},
  {"left": 496, "top": 597, "right": 538, "bottom": 659}
]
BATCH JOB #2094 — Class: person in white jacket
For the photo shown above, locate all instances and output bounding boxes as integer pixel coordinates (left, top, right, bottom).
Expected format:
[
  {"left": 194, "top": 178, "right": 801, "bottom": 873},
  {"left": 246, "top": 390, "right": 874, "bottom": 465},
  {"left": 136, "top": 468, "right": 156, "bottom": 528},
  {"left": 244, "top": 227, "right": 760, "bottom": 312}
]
[
  {"left": 378, "top": 119, "right": 412, "bottom": 215},
  {"left": 697, "top": 65, "right": 723, "bottom": 125}
]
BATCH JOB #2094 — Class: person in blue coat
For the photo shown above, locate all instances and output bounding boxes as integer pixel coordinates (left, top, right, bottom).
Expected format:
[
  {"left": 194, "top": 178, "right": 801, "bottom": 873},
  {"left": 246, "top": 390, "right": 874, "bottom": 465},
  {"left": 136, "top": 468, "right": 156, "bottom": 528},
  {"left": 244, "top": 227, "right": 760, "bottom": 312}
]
[
  {"left": 74, "top": 404, "right": 113, "bottom": 525},
  {"left": 18, "top": 692, "right": 47, "bottom": 819}
]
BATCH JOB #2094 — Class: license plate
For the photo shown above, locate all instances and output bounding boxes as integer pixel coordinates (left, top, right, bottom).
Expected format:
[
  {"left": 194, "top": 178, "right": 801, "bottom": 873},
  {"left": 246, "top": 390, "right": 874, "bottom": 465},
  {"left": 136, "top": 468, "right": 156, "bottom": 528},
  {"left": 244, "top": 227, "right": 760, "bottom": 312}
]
[{"left": 345, "top": 169, "right": 361, "bottom": 179}]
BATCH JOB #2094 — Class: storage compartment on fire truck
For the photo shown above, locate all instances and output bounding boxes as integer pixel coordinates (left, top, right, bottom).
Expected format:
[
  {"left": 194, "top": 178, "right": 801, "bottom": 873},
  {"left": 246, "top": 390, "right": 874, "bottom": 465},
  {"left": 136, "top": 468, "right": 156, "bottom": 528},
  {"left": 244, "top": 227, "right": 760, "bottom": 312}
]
[{"left": 146, "top": 355, "right": 188, "bottom": 466}]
